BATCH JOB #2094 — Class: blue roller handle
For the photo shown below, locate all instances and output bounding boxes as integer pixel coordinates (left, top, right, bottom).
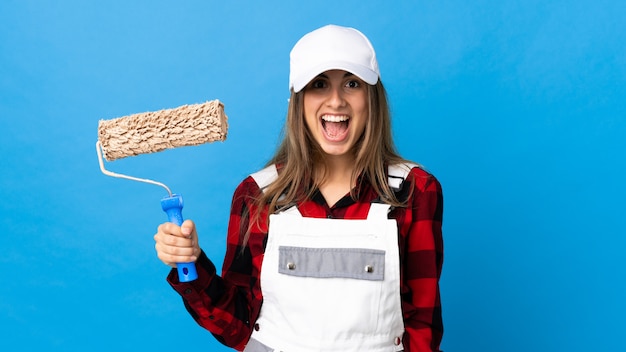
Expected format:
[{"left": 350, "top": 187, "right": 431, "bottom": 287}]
[{"left": 160, "top": 194, "right": 198, "bottom": 282}]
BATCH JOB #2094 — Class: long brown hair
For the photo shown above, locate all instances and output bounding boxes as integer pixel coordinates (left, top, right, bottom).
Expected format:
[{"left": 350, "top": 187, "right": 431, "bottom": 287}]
[{"left": 244, "top": 80, "right": 410, "bottom": 244}]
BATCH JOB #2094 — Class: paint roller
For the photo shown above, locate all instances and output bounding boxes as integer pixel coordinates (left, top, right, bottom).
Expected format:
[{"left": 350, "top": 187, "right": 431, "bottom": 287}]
[{"left": 96, "top": 99, "right": 228, "bottom": 282}]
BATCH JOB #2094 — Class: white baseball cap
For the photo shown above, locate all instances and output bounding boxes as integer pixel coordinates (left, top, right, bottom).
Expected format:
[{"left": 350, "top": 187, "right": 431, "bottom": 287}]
[{"left": 289, "top": 24, "right": 380, "bottom": 93}]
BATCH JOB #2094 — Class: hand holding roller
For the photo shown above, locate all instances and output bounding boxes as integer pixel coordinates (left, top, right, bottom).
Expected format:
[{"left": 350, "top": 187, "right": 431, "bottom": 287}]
[
  {"left": 160, "top": 194, "right": 197, "bottom": 282},
  {"left": 96, "top": 100, "right": 228, "bottom": 282}
]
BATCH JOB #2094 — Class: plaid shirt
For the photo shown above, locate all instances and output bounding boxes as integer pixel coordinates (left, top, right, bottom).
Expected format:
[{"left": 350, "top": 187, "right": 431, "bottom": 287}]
[{"left": 168, "top": 165, "right": 444, "bottom": 351}]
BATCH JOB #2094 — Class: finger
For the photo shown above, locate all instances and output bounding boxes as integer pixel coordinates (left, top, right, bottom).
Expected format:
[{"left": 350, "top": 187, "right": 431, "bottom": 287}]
[
  {"left": 155, "top": 242, "right": 198, "bottom": 264},
  {"left": 157, "top": 222, "right": 178, "bottom": 236},
  {"left": 157, "top": 250, "right": 196, "bottom": 263},
  {"left": 155, "top": 230, "right": 194, "bottom": 249}
]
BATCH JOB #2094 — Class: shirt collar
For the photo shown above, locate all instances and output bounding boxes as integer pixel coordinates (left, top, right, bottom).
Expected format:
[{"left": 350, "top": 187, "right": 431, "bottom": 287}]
[{"left": 309, "top": 173, "right": 375, "bottom": 209}]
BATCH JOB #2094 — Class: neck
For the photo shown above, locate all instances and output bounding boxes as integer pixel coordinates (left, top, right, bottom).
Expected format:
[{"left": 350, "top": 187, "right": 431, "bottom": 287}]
[
  {"left": 315, "top": 154, "right": 357, "bottom": 206},
  {"left": 319, "top": 152, "right": 356, "bottom": 180}
]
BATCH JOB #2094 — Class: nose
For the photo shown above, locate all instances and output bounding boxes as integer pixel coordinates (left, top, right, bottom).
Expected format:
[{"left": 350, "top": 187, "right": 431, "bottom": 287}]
[{"left": 326, "top": 85, "right": 346, "bottom": 108}]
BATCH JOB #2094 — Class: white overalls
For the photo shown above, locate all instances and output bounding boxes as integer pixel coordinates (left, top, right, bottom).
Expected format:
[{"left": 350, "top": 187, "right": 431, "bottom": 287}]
[{"left": 244, "top": 164, "right": 416, "bottom": 352}]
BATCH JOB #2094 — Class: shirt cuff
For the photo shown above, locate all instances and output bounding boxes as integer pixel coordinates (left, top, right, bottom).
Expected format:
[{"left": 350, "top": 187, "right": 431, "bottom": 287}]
[{"left": 167, "top": 250, "right": 216, "bottom": 296}]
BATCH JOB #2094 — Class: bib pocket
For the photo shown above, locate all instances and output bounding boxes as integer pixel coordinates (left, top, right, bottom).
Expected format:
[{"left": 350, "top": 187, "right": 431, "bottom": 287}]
[
  {"left": 278, "top": 246, "right": 385, "bottom": 281},
  {"left": 268, "top": 245, "right": 385, "bottom": 335}
]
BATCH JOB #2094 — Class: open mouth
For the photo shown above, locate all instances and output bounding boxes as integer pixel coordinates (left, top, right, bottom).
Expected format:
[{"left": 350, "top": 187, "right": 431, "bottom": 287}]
[{"left": 321, "top": 114, "right": 350, "bottom": 140}]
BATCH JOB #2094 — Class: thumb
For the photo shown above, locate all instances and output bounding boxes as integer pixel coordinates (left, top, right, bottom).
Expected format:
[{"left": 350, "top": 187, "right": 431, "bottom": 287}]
[{"left": 180, "top": 219, "right": 196, "bottom": 238}]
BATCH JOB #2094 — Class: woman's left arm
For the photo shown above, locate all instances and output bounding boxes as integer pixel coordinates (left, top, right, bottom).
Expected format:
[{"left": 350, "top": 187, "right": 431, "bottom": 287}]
[{"left": 399, "top": 169, "right": 444, "bottom": 351}]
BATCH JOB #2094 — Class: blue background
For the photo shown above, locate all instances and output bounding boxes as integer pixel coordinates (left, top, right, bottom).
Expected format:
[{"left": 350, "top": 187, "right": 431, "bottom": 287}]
[{"left": 1, "top": 1, "right": 624, "bottom": 351}]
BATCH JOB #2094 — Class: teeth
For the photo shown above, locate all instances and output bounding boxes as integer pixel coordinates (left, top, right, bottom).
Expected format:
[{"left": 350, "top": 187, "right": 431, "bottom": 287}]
[{"left": 321, "top": 115, "right": 349, "bottom": 122}]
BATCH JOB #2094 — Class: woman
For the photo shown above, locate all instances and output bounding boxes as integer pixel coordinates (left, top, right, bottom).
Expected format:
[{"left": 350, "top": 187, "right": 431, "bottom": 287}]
[{"left": 154, "top": 24, "right": 444, "bottom": 352}]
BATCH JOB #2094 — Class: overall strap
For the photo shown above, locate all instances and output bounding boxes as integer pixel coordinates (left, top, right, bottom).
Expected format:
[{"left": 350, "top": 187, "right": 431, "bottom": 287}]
[
  {"left": 387, "top": 163, "right": 419, "bottom": 191},
  {"left": 367, "top": 203, "right": 392, "bottom": 220},
  {"left": 250, "top": 165, "right": 302, "bottom": 216},
  {"left": 367, "top": 163, "right": 418, "bottom": 218},
  {"left": 250, "top": 164, "right": 278, "bottom": 192}
]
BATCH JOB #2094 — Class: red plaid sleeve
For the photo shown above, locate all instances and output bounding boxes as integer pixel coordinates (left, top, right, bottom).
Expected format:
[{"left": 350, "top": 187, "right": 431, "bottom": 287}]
[
  {"left": 168, "top": 176, "right": 265, "bottom": 351},
  {"left": 397, "top": 167, "right": 444, "bottom": 352}
]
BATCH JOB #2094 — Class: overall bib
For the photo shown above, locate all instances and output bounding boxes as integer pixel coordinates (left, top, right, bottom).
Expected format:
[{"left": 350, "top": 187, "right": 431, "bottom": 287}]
[{"left": 244, "top": 201, "right": 405, "bottom": 352}]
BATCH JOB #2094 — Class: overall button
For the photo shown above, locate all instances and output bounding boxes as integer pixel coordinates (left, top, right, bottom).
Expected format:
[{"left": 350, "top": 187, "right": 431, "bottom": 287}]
[
  {"left": 287, "top": 262, "right": 296, "bottom": 270},
  {"left": 364, "top": 265, "right": 374, "bottom": 273}
]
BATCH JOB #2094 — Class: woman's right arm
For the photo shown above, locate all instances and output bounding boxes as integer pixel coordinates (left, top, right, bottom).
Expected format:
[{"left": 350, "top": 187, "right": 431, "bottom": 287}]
[{"left": 157, "top": 177, "right": 265, "bottom": 351}]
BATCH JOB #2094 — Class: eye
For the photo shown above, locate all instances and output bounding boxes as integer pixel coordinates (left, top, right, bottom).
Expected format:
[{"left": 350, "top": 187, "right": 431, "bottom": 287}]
[
  {"left": 308, "top": 79, "right": 327, "bottom": 89},
  {"left": 345, "top": 80, "right": 361, "bottom": 88}
]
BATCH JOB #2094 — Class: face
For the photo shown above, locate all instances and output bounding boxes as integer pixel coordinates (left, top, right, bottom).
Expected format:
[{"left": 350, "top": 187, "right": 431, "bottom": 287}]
[{"left": 302, "top": 70, "right": 368, "bottom": 161}]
